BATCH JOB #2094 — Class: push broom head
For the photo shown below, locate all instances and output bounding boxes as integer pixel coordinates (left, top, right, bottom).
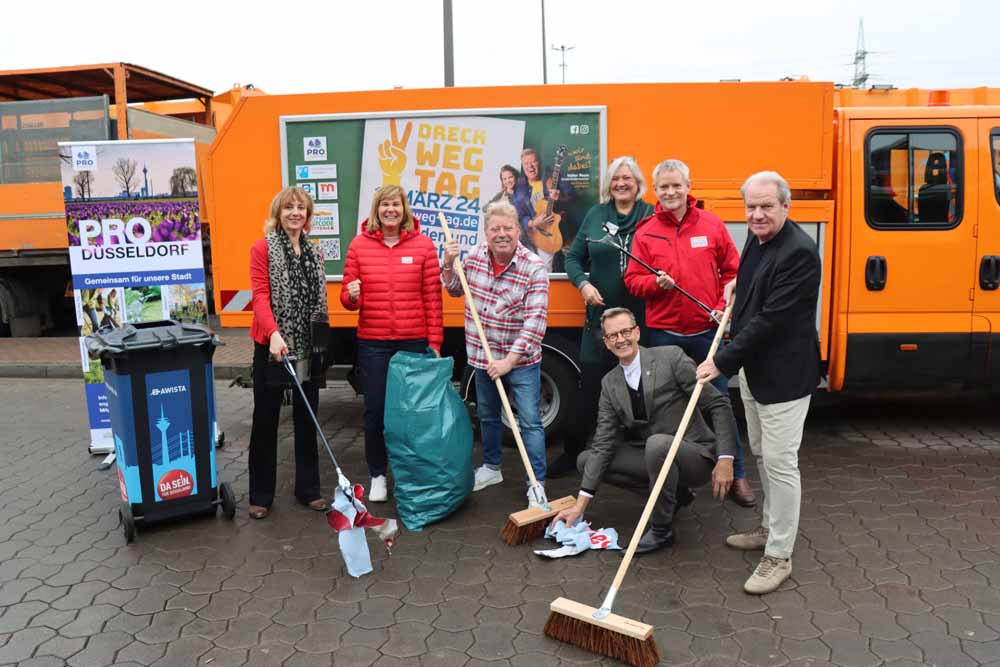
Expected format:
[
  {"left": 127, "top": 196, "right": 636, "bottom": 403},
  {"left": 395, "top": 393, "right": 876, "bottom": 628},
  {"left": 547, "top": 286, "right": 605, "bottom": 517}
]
[
  {"left": 500, "top": 515, "right": 547, "bottom": 545},
  {"left": 544, "top": 597, "right": 659, "bottom": 667},
  {"left": 499, "top": 496, "right": 577, "bottom": 546}
]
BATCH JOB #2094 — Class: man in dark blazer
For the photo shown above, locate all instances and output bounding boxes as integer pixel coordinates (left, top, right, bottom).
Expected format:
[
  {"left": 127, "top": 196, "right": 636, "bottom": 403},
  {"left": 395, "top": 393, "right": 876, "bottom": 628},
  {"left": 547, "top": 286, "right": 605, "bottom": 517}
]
[
  {"left": 698, "top": 170, "right": 822, "bottom": 595},
  {"left": 554, "top": 307, "right": 739, "bottom": 555}
]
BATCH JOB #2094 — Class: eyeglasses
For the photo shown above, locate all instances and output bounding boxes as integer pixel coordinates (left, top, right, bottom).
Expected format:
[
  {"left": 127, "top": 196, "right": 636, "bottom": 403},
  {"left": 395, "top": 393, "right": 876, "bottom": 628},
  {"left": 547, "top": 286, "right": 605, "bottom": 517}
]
[{"left": 603, "top": 325, "right": 637, "bottom": 342}]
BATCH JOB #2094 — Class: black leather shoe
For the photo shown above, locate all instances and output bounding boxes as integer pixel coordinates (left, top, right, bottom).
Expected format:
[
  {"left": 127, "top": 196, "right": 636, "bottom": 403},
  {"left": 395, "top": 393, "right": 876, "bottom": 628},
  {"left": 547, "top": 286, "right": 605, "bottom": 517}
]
[
  {"left": 629, "top": 526, "right": 674, "bottom": 555},
  {"left": 546, "top": 453, "right": 579, "bottom": 479}
]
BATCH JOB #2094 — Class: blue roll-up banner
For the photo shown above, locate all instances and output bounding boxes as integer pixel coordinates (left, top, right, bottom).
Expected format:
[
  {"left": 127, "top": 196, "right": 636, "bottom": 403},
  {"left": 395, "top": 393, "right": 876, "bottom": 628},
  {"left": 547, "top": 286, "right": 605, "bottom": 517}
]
[{"left": 59, "top": 139, "right": 207, "bottom": 453}]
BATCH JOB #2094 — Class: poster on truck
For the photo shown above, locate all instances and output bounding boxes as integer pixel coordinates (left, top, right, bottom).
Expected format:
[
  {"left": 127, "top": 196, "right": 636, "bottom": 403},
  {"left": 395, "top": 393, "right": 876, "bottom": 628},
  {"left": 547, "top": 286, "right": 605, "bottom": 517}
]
[
  {"left": 59, "top": 139, "right": 207, "bottom": 453},
  {"left": 280, "top": 107, "right": 604, "bottom": 275},
  {"left": 357, "top": 116, "right": 525, "bottom": 263}
]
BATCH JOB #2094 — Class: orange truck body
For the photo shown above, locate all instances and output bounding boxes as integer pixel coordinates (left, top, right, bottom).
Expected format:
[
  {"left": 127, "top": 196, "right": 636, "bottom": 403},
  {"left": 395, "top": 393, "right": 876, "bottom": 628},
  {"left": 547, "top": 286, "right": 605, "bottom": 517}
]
[
  {"left": 206, "top": 81, "right": 1000, "bottom": 401},
  {"left": 0, "top": 64, "right": 252, "bottom": 335}
]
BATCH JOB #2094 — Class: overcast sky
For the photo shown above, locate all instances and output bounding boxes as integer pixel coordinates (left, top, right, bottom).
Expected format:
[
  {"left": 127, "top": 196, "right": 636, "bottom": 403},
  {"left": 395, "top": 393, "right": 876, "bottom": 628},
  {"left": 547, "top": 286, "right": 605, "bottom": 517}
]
[{"left": 3, "top": 0, "right": 998, "bottom": 95}]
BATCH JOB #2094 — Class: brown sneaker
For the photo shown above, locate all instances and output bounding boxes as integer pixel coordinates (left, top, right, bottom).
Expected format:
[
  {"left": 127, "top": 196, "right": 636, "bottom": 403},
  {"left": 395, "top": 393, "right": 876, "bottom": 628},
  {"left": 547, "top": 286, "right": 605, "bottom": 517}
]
[
  {"left": 744, "top": 555, "right": 792, "bottom": 594},
  {"left": 729, "top": 478, "right": 756, "bottom": 507},
  {"left": 726, "top": 526, "right": 769, "bottom": 550}
]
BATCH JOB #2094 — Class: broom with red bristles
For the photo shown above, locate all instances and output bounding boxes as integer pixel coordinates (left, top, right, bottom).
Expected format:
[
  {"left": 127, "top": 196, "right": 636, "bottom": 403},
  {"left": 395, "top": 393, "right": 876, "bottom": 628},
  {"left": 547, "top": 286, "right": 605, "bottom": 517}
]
[
  {"left": 438, "top": 212, "right": 575, "bottom": 545},
  {"left": 544, "top": 301, "right": 734, "bottom": 666}
]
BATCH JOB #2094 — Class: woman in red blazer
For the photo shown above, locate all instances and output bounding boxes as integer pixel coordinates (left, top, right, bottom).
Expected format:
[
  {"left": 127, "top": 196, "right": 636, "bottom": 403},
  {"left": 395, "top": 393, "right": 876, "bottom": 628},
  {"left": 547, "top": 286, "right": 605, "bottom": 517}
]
[
  {"left": 248, "top": 186, "right": 329, "bottom": 520},
  {"left": 341, "top": 184, "right": 444, "bottom": 502}
]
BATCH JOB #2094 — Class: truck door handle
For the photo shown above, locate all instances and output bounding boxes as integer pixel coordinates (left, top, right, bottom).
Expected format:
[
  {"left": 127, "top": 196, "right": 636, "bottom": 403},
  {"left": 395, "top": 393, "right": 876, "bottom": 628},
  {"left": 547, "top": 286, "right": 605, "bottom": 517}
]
[
  {"left": 865, "top": 256, "right": 887, "bottom": 291},
  {"left": 981, "top": 255, "right": 1000, "bottom": 291}
]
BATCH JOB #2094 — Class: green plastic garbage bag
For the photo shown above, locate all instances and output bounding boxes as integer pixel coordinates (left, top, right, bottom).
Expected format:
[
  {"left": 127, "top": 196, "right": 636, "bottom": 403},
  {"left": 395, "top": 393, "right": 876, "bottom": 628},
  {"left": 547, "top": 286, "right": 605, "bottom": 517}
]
[{"left": 384, "top": 350, "right": 474, "bottom": 530}]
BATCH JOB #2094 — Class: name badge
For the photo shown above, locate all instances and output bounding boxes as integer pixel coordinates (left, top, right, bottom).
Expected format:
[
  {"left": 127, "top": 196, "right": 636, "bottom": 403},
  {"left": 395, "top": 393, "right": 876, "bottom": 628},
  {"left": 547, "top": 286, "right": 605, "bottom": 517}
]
[
  {"left": 604, "top": 222, "right": 620, "bottom": 236},
  {"left": 401, "top": 256, "right": 413, "bottom": 264},
  {"left": 690, "top": 236, "right": 708, "bottom": 248}
]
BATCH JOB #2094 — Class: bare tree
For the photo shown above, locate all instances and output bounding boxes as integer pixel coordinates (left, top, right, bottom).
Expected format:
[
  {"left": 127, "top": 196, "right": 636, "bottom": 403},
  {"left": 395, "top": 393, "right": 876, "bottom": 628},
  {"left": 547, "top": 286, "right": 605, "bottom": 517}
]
[
  {"left": 169, "top": 167, "right": 197, "bottom": 196},
  {"left": 113, "top": 158, "right": 138, "bottom": 197},
  {"left": 73, "top": 171, "right": 93, "bottom": 200}
]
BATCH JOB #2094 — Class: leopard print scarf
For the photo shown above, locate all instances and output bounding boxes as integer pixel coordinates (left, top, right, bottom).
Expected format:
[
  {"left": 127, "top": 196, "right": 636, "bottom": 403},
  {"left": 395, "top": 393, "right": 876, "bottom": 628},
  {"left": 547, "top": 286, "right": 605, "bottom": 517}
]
[{"left": 265, "top": 228, "right": 327, "bottom": 359}]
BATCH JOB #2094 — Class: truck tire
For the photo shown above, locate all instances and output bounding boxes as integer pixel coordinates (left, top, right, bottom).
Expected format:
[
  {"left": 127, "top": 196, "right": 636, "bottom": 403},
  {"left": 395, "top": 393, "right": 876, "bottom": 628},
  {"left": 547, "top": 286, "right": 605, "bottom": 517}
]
[{"left": 498, "top": 348, "right": 578, "bottom": 443}]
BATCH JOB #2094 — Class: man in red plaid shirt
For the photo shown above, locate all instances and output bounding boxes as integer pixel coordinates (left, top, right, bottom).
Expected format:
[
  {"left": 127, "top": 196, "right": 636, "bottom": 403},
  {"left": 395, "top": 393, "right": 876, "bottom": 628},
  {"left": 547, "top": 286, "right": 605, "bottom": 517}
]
[{"left": 442, "top": 201, "right": 550, "bottom": 507}]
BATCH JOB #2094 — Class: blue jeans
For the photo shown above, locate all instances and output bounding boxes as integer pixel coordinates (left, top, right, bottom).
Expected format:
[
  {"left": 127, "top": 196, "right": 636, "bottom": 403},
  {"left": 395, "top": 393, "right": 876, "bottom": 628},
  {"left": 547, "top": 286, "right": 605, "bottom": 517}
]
[
  {"left": 474, "top": 363, "right": 547, "bottom": 483},
  {"left": 357, "top": 338, "right": 428, "bottom": 477},
  {"left": 649, "top": 328, "right": 746, "bottom": 479}
]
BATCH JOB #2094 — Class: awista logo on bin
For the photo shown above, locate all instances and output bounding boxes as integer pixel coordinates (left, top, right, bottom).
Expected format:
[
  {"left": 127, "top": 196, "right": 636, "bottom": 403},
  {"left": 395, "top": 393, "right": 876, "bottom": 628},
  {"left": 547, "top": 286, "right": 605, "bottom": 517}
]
[
  {"left": 158, "top": 469, "right": 193, "bottom": 499},
  {"left": 150, "top": 385, "right": 187, "bottom": 397}
]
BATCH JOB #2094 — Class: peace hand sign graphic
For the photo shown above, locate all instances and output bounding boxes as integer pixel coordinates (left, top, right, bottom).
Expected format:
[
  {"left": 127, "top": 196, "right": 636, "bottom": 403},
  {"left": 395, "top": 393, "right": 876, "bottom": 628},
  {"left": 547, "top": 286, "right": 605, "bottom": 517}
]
[{"left": 378, "top": 119, "right": 413, "bottom": 186}]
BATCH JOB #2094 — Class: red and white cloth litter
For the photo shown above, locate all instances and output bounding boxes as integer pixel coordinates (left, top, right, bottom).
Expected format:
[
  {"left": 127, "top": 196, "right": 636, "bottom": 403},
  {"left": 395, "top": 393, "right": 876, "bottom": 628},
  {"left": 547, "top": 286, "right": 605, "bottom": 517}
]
[
  {"left": 533, "top": 519, "right": 621, "bottom": 559},
  {"left": 326, "top": 484, "right": 398, "bottom": 577}
]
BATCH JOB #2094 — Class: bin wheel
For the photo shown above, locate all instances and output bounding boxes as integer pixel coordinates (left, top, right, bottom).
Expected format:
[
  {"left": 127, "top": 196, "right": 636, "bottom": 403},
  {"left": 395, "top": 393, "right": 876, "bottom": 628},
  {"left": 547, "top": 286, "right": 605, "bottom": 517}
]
[
  {"left": 119, "top": 504, "right": 136, "bottom": 543},
  {"left": 220, "top": 483, "right": 236, "bottom": 520},
  {"left": 216, "top": 431, "right": 225, "bottom": 449}
]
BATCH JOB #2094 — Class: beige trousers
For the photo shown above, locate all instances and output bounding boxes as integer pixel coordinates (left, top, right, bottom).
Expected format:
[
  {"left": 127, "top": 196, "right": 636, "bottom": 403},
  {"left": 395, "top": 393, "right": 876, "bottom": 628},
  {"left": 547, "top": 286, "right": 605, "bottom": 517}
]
[{"left": 739, "top": 370, "right": 811, "bottom": 560}]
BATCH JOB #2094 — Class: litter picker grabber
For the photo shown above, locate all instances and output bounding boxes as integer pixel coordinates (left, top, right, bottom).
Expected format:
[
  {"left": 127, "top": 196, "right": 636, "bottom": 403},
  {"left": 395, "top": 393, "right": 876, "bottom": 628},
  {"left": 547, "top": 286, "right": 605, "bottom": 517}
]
[
  {"left": 282, "top": 356, "right": 397, "bottom": 575},
  {"left": 437, "top": 212, "right": 575, "bottom": 545},
  {"left": 283, "top": 355, "right": 353, "bottom": 498},
  {"left": 544, "top": 301, "right": 734, "bottom": 667},
  {"left": 589, "top": 226, "right": 721, "bottom": 325}
]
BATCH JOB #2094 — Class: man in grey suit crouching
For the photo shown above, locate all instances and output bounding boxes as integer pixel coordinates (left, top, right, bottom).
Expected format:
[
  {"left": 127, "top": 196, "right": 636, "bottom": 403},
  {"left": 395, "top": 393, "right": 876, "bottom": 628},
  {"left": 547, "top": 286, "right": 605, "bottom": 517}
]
[{"left": 554, "top": 306, "right": 739, "bottom": 554}]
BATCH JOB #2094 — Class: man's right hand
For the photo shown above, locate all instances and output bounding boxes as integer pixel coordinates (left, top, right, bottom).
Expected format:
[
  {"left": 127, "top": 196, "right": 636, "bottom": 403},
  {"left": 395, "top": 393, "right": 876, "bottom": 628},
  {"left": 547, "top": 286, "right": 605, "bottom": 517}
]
[
  {"left": 656, "top": 271, "right": 676, "bottom": 290},
  {"left": 723, "top": 278, "right": 736, "bottom": 304},
  {"left": 554, "top": 494, "right": 590, "bottom": 527},
  {"left": 442, "top": 240, "right": 460, "bottom": 268},
  {"left": 553, "top": 506, "right": 583, "bottom": 527}
]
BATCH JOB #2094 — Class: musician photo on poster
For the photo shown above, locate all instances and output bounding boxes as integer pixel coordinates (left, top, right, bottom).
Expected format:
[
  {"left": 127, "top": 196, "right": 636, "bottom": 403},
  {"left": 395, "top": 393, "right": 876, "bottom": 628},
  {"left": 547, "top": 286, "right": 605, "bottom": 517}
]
[{"left": 513, "top": 145, "right": 574, "bottom": 272}]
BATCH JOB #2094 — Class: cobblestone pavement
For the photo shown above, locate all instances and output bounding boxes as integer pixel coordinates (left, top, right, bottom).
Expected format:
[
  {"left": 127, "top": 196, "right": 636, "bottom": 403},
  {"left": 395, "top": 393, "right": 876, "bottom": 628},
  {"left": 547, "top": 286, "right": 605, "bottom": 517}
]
[{"left": 1, "top": 379, "right": 998, "bottom": 667}]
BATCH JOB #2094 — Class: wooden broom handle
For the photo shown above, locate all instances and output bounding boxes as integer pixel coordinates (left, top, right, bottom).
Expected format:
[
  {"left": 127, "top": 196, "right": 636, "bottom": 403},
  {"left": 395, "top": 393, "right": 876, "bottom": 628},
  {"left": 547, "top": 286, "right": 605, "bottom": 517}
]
[
  {"left": 610, "top": 301, "right": 734, "bottom": 589},
  {"left": 437, "top": 212, "right": 540, "bottom": 488}
]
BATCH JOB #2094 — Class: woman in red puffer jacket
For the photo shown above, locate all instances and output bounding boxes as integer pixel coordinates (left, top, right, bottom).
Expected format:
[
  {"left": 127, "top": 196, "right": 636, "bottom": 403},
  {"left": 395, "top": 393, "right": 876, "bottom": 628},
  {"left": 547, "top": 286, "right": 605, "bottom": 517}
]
[{"left": 340, "top": 184, "right": 443, "bottom": 503}]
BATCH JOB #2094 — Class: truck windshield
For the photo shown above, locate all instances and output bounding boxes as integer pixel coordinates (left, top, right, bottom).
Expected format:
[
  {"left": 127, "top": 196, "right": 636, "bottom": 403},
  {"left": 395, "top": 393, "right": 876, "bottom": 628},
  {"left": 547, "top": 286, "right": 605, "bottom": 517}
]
[{"left": 992, "top": 131, "right": 1000, "bottom": 205}]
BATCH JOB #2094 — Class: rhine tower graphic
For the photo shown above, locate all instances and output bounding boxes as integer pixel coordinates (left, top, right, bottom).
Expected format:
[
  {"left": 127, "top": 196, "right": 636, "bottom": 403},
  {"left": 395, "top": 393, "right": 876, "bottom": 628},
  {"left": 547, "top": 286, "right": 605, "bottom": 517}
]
[{"left": 153, "top": 403, "right": 194, "bottom": 466}]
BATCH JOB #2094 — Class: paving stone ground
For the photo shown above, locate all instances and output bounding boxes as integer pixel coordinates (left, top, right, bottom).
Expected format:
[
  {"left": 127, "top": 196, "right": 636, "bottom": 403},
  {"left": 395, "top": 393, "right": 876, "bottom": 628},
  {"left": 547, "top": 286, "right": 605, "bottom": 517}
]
[{"left": 1, "top": 378, "right": 998, "bottom": 666}]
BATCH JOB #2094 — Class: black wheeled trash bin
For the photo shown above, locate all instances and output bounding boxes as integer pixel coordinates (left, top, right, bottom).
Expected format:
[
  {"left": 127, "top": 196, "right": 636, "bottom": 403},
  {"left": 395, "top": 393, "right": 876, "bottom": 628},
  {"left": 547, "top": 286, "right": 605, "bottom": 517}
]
[{"left": 86, "top": 320, "right": 236, "bottom": 543}]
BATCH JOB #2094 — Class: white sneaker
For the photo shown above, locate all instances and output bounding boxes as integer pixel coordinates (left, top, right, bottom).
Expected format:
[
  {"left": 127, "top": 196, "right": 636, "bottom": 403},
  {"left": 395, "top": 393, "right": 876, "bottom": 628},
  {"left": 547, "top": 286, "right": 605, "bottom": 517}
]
[
  {"left": 473, "top": 465, "right": 503, "bottom": 491},
  {"left": 369, "top": 475, "right": 388, "bottom": 503},
  {"left": 744, "top": 555, "right": 792, "bottom": 595}
]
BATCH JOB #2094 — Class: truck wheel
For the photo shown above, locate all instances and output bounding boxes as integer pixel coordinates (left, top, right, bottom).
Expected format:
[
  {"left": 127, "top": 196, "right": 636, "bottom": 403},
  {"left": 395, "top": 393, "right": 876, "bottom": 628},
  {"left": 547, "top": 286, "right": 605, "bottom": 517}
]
[
  {"left": 500, "top": 349, "right": 578, "bottom": 443},
  {"left": 219, "top": 483, "right": 236, "bottom": 520},
  {"left": 119, "top": 503, "right": 136, "bottom": 543}
]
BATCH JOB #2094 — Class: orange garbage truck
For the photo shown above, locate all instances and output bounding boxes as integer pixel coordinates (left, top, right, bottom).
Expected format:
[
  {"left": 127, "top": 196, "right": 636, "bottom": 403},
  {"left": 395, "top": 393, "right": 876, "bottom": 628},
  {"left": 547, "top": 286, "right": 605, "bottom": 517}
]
[{"left": 205, "top": 81, "right": 1000, "bottom": 437}]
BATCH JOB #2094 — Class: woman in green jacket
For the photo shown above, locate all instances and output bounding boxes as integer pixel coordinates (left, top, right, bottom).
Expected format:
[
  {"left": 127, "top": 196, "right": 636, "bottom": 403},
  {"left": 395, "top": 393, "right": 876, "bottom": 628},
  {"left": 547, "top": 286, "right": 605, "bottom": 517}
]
[{"left": 551, "top": 156, "right": 654, "bottom": 477}]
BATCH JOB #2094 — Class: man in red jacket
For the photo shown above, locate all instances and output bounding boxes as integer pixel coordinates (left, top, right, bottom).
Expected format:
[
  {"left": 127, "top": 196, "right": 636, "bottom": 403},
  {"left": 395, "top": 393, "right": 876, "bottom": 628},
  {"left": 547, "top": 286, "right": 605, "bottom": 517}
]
[{"left": 624, "top": 159, "right": 754, "bottom": 507}]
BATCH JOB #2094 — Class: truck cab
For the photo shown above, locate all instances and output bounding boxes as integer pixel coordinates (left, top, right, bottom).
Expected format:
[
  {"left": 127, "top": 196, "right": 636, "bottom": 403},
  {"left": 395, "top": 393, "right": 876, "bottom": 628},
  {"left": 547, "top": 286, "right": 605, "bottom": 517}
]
[{"left": 827, "top": 100, "right": 1000, "bottom": 389}]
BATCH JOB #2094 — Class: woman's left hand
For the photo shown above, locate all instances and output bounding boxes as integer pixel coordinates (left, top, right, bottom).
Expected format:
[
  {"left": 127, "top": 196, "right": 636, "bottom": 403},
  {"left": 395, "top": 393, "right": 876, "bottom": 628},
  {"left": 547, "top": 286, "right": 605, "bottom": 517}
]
[
  {"left": 431, "top": 348, "right": 441, "bottom": 358},
  {"left": 269, "top": 331, "right": 289, "bottom": 362},
  {"left": 581, "top": 283, "right": 605, "bottom": 306}
]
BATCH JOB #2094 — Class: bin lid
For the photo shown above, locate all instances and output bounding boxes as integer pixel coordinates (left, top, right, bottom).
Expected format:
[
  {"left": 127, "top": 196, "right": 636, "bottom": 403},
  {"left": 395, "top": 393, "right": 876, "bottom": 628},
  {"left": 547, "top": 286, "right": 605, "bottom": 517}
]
[{"left": 85, "top": 320, "right": 221, "bottom": 358}]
